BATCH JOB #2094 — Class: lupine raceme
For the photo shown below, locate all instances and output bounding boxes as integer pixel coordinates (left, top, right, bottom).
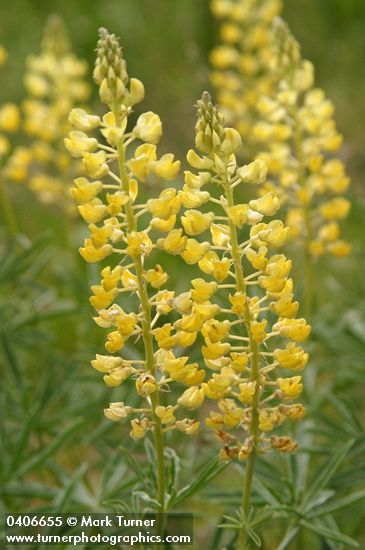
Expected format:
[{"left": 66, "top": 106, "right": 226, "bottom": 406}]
[
  {"left": 252, "top": 19, "right": 351, "bottom": 316},
  {"left": 210, "top": 0, "right": 282, "bottom": 150},
  {"left": 5, "top": 16, "right": 90, "bottom": 212},
  {"left": 164, "top": 92, "right": 310, "bottom": 548},
  {"left": 66, "top": 28, "right": 208, "bottom": 525},
  {"left": 210, "top": 4, "right": 351, "bottom": 317}
]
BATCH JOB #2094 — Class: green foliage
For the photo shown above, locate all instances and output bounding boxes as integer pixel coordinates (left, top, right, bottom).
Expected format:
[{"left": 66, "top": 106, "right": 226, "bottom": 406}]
[{"left": 0, "top": 2, "right": 365, "bottom": 548}]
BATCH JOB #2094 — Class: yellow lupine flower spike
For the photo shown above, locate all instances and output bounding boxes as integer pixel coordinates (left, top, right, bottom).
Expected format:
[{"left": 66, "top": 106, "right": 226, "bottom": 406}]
[
  {"left": 254, "top": 19, "right": 351, "bottom": 315},
  {"left": 165, "top": 93, "right": 310, "bottom": 540},
  {"left": 67, "top": 28, "right": 204, "bottom": 519},
  {"left": 4, "top": 16, "right": 91, "bottom": 213},
  {"left": 209, "top": 0, "right": 283, "bottom": 144}
]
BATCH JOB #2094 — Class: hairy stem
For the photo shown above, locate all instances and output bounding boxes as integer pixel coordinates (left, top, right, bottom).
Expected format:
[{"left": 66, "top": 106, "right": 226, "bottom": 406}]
[
  {"left": 224, "top": 181, "right": 260, "bottom": 550},
  {"left": 117, "top": 141, "right": 166, "bottom": 536}
]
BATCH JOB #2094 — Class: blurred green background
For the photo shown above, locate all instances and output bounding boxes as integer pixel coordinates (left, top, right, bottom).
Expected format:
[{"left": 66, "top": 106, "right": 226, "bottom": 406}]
[
  {"left": 1, "top": 0, "right": 365, "bottom": 177},
  {"left": 1, "top": 1, "right": 365, "bottom": 548}
]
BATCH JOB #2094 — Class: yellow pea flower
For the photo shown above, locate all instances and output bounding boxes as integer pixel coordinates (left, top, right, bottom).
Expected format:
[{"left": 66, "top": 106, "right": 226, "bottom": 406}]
[
  {"left": 249, "top": 191, "right": 280, "bottom": 216},
  {"left": 237, "top": 159, "right": 267, "bottom": 184},
  {"left": 155, "top": 290, "right": 175, "bottom": 314},
  {"left": 251, "top": 319, "right": 267, "bottom": 343},
  {"left": 227, "top": 203, "right": 249, "bottom": 228},
  {"left": 134, "top": 111, "right": 162, "bottom": 144},
  {"left": 184, "top": 170, "right": 211, "bottom": 188},
  {"left": 177, "top": 387, "right": 205, "bottom": 410},
  {"left": 128, "top": 143, "right": 157, "bottom": 181},
  {"left": 181, "top": 239, "right": 210, "bottom": 265},
  {"left": 229, "top": 292, "right": 246, "bottom": 315},
  {"left": 174, "top": 312, "right": 204, "bottom": 333},
  {"left": 174, "top": 330, "right": 197, "bottom": 347},
  {"left": 181, "top": 210, "right": 215, "bottom": 235},
  {"left": 150, "top": 214, "right": 177, "bottom": 232},
  {"left": 277, "top": 376, "right": 303, "bottom": 399},
  {"left": 245, "top": 245, "right": 268, "bottom": 270},
  {"left": 64, "top": 131, "right": 98, "bottom": 157},
  {"left": 130, "top": 418, "right": 149, "bottom": 440},
  {"left": 105, "top": 330, "right": 124, "bottom": 353},
  {"left": 327, "top": 240, "right": 351, "bottom": 257},
  {"left": 194, "top": 302, "right": 221, "bottom": 320},
  {"left": 273, "top": 318, "right": 311, "bottom": 342},
  {"left": 230, "top": 352, "right": 249, "bottom": 373},
  {"left": 202, "top": 339, "right": 231, "bottom": 360},
  {"left": 211, "top": 223, "right": 230, "bottom": 246},
  {"left": 147, "top": 188, "right": 181, "bottom": 219},
  {"left": 125, "top": 231, "right": 153, "bottom": 257},
  {"left": 270, "top": 296, "right": 299, "bottom": 318},
  {"left": 103, "top": 365, "right": 133, "bottom": 387},
  {"left": 69, "top": 107, "right": 100, "bottom": 131},
  {"left": 157, "top": 229, "right": 187, "bottom": 255},
  {"left": 91, "top": 354, "right": 124, "bottom": 373},
  {"left": 82, "top": 150, "right": 109, "bottom": 178},
  {"left": 175, "top": 419, "right": 200, "bottom": 435},
  {"left": 198, "top": 251, "right": 231, "bottom": 281},
  {"left": 71, "top": 177, "right": 103, "bottom": 204},
  {"left": 116, "top": 312, "right": 138, "bottom": 337},
  {"left": 79, "top": 239, "right": 112, "bottom": 263},
  {"left": 144, "top": 264, "right": 168, "bottom": 288},
  {"left": 180, "top": 185, "right": 210, "bottom": 208},
  {"left": 155, "top": 405, "right": 176, "bottom": 425},
  {"left": 191, "top": 279, "right": 218, "bottom": 303},
  {"left": 238, "top": 381, "right": 256, "bottom": 404},
  {"left": 153, "top": 153, "right": 181, "bottom": 180},
  {"left": 136, "top": 374, "right": 157, "bottom": 397},
  {"left": 89, "top": 285, "right": 118, "bottom": 310},
  {"left": 104, "top": 402, "right": 133, "bottom": 421},
  {"left": 154, "top": 324, "right": 175, "bottom": 350},
  {"left": 274, "top": 342, "right": 308, "bottom": 371}
]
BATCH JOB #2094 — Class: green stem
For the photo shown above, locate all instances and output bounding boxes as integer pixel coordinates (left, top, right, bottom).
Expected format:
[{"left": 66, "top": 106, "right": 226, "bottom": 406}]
[
  {"left": 116, "top": 141, "right": 166, "bottom": 537},
  {"left": 224, "top": 182, "right": 260, "bottom": 550}
]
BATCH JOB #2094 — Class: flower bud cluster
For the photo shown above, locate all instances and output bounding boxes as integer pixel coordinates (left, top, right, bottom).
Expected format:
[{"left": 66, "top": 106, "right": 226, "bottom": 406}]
[
  {"left": 67, "top": 28, "right": 202, "bottom": 441},
  {"left": 164, "top": 92, "right": 310, "bottom": 460},
  {"left": 209, "top": 0, "right": 282, "bottom": 143},
  {"left": 253, "top": 18, "right": 351, "bottom": 258},
  {"left": 5, "top": 16, "right": 91, "bottom": 212}
]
